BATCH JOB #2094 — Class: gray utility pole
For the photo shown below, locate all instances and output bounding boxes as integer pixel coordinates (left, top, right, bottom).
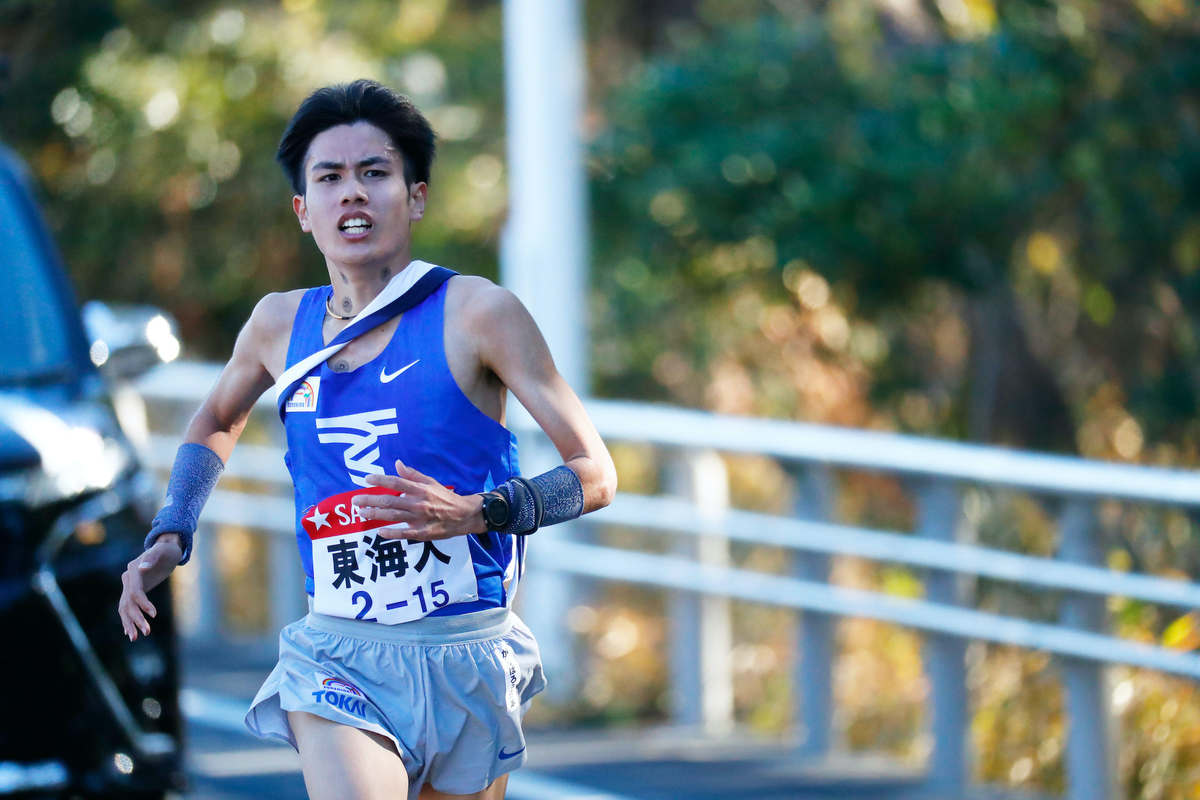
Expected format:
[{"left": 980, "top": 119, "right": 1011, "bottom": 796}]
[
  {"left": 501, "top": 0, "right": 589, "bottom": 390},
  {"left": 501, "top": 0, "right": 589, "bottom": 701}
]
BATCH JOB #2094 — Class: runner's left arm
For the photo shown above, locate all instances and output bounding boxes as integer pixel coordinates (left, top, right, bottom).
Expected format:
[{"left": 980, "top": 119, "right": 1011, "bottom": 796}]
[
  {"left": 470, "top": 284, "right": 617, "bottom": 515},
  {"left": 355, "top": 283, "right": 616, "bottom": 540}
]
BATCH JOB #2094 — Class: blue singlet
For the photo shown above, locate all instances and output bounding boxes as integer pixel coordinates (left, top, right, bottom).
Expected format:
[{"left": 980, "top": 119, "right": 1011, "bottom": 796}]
[{"left": 280, "top": 276, "right": 524, "bottom": 617}]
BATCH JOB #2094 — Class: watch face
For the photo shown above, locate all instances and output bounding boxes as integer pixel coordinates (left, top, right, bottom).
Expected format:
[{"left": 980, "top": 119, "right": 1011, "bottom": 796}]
[{"left": 484, "top": 495, "right": 509, "bottom": 528}]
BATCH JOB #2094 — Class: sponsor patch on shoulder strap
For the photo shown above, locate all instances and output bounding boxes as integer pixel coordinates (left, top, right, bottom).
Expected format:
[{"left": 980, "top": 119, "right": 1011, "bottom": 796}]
[{"left": 286, "top": 376, "right": 320, "bottom": 412}]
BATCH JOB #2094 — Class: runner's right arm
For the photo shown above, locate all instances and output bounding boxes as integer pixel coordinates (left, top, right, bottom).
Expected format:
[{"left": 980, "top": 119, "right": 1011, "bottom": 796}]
[
  {"left": 118, "top": 292, "right": 297, "bottom": 641},
  {"left": 181, "top": 292, "right": 291, "bottom": 461}
]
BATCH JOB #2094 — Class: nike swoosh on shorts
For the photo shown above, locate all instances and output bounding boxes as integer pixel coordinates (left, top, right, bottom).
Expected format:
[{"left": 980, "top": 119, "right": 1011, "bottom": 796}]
[
  {"left": 497, "top": 746, "right": 526, "bottom": 760},
  {"left": 380, "top": 359, "right": 419, "bottom": 383}
]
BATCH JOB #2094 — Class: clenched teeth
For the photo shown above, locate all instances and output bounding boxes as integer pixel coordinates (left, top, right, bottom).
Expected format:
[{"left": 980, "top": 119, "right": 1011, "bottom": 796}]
[{"left": 339, "top": 218, "right": 372, "bottom": 231}]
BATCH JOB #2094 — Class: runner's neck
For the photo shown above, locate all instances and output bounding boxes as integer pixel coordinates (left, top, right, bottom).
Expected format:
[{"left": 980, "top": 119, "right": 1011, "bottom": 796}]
[{"left": 326, "top": 258, "right": 415, "bottom": 317}]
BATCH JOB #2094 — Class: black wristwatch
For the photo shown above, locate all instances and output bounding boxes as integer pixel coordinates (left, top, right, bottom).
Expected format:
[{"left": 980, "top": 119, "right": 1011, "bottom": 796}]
[{"left": 481, "top": 490, "right": 510, "bottom": 530}]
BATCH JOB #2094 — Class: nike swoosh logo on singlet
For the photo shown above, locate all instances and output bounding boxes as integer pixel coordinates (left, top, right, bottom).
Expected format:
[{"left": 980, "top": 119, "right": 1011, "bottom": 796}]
[{"left": 380, "top": 359, "right": 420, "bottom": 383}]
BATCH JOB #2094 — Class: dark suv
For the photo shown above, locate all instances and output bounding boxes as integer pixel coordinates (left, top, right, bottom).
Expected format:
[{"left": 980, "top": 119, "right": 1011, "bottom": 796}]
[{"left": 0, "top": 143, "right": 184, "bottom": 798}]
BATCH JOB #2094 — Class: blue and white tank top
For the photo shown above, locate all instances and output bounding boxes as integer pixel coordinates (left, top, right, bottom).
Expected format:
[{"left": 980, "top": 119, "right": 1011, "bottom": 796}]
[{"left": 280, "top": 278, "right": 524, "bottom": 622}]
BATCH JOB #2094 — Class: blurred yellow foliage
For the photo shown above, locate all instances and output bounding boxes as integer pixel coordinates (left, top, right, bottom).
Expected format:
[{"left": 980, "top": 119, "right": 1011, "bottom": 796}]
[
  {"left": 1027, "top": 232, "right": 1062, "bottom": 276},
  {"left": 1164, "top": 614, "right": 1200, "bottom": 652}
]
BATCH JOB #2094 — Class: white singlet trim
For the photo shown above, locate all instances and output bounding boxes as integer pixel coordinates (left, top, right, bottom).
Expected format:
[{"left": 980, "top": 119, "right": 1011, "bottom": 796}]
[{"left": 272, "top": 260, "right": 436, "bottom": 405}]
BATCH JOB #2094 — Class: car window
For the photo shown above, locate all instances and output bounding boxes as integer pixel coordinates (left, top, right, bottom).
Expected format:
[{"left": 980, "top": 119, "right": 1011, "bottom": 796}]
[{"left": 0, "top": 170, "right": 73, "bottom": 382}]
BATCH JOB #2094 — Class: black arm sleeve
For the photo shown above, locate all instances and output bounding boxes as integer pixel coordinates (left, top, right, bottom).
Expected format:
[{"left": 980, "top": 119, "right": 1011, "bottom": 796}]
[{"left": 496, "top": 465, "right": 584, "bottom": 536}]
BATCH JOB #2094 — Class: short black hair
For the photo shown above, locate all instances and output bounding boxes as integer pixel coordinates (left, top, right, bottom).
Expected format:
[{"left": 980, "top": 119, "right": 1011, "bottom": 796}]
[{"left": 276, "top": 79, "right": 436, "bottom": 196}]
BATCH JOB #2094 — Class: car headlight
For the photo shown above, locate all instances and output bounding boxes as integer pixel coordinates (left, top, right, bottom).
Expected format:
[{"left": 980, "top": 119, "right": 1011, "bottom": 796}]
[{"left": 0, "top": 396, "right": 133, "bottom": 507}]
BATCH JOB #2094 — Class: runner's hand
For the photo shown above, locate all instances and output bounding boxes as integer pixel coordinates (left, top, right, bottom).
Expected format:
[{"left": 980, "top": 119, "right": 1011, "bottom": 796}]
[
  {"left": 119, "top": 533, "right": 182, "bottom": 641},
  {"left": 354, "top": 460, "right": 483, "bottom": 541}
]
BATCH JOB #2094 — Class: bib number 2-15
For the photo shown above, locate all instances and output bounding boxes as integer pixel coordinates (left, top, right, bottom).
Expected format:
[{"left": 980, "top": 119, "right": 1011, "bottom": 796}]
[{"left": 303, "top": 486, "right": 478, "bottom": 624}]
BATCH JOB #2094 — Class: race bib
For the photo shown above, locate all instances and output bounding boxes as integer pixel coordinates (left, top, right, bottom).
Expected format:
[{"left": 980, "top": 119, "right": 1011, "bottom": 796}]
[{"left": 303, "top": 486, "right": 479, "bottom": 624}]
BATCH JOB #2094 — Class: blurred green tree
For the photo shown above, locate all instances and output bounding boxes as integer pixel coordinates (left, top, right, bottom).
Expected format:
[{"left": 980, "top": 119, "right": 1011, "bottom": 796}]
[
  {"left": 0, "top": 0, "right": 507, "bottom": 354},
  {"left": 590, "top": 1, "right": 1200, "bottom": 460}
]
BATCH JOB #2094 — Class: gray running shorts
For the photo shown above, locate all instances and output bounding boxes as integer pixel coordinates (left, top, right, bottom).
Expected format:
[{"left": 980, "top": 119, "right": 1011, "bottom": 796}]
[{"left": 244, "top": 604, "right": 546, "bottom": 798}]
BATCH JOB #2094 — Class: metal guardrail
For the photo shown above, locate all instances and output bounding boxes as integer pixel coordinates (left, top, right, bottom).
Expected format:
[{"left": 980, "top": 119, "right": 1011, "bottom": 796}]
[{"left": 135, "top": 360, "right": 1200, "bottom": 800}]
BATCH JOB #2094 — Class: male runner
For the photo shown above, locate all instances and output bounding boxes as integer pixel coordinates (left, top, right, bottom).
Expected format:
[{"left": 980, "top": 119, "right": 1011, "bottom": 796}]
[{"left": 117, "top": 79, "right": 617, "bottom": 800}]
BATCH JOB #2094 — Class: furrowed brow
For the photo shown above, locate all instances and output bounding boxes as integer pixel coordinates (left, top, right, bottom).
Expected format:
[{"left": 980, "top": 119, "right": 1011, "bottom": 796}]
[{"left": 309, "top": 155, "right": 392, "bottom": 173}]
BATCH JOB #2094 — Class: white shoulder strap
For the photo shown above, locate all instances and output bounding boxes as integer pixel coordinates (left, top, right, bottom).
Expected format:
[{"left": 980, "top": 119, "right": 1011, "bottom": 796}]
[{"left": 272, "top": 260, "right": 436, "bottom": 405}]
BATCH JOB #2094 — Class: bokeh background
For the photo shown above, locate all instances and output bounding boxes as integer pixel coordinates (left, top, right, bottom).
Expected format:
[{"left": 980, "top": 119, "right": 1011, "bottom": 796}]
[{"left": 3, "top": 0, "right": 1200, "bottom": 796}]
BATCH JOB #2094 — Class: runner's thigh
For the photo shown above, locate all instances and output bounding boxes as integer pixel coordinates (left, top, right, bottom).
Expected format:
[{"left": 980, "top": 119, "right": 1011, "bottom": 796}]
[
  {"left": 419, "top": 773, "right": 509, "bottom": 800},
  {"left": 290, "top": 709, "right": 409, "bottom": 800}
]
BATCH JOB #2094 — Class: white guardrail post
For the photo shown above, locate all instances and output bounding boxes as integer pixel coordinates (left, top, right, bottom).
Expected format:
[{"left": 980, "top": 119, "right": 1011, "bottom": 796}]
[
  {"left": 193, "top": 520, "right": 223, "bottom": 643},
  {"left": 268, "top": 530, "right": 307, "bottom": 634},
  {"left": 516, "top": 429, "right": 580, "bottom": 703},
  {"left": 917, "top": 479, "right": 968, "bottom": 794},
  {"left": 666, "top": 448, "right": 733, "bottom": 731},
  {"left": 265, "top": 425, "right": 307, "bottom": 633},
  {"left": 1059, "top": 498, "right": 1116, "bottom": 800},
  {"left": 792, "top": 465, "right": 834, "bottom": 756}
]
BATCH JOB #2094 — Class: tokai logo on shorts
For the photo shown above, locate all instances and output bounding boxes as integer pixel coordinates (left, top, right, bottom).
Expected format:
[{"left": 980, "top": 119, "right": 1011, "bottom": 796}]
[
  {"left": 315, "top": 408, "right": 399, "bottom": 486},
  {"left": 311, "top": 675, "right": 373, "bottom": 719},
  {"left": 286, "top": 377, "right": 320, "bottom": 412}
]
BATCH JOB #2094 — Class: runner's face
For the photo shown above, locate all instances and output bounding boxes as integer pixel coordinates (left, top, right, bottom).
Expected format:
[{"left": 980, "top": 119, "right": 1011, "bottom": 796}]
[{"left": 292, "top": 122, "right": 427, "bottom": 271}]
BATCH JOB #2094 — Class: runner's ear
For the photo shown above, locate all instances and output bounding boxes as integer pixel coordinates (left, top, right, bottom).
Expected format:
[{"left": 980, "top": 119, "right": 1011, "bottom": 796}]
[
  {"left": 293, "top": 194, "right": 311, "bottom": 232},
  {"left": 407, "top": 182, "right": 427, "bottom": 222}
]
